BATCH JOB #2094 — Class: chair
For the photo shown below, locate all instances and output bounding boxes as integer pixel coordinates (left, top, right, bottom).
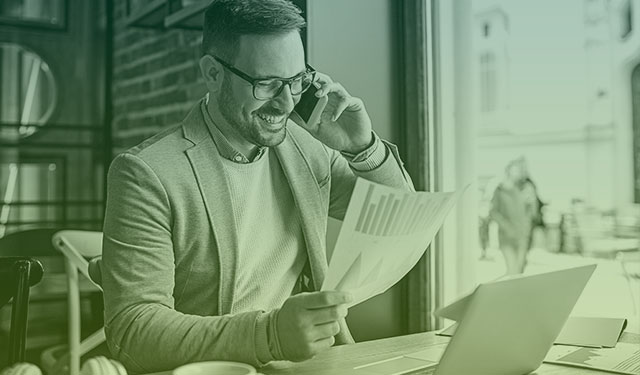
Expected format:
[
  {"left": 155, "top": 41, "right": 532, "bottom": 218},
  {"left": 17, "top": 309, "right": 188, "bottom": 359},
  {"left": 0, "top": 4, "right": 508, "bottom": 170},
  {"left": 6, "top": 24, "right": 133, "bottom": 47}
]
[
  {"left": 0, "top": 229, "right": 62, "bottom": 257},
  {"left": 0, "top": 257, "right": 44, "bottom": 365},
  {"left": 571, "top": 207, "right": 638, "bottom": 258},
  {"left": 0, "top": 228, "right": 88, "bottom": 359},
  {"left": 49, "top": 230, "right": 104, "bottom": 375},
  {"left": 617, "top": 248, "right": 640, "bottom": 316},
  {"left": 613, "top": 204, "right": 640, "bottom": 238}
]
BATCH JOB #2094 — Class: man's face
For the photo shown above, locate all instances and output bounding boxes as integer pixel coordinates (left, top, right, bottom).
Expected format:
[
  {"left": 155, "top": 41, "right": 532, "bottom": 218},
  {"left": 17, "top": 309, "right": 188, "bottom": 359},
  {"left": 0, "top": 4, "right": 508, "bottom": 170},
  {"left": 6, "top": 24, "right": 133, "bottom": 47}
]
[
  {"left": 216, "top": 31, "right": 306, "bottom": 148},
  {"left": 506, "top": 160, "right": 525, "bottom": 182}
]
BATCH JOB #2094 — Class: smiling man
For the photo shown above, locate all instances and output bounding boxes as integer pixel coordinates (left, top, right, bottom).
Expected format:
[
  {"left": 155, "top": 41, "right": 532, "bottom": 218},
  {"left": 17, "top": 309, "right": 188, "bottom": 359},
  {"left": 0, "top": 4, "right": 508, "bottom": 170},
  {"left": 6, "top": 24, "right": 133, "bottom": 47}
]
[{"left": 102, "top": 0, "right": 413, "bottom": 373}]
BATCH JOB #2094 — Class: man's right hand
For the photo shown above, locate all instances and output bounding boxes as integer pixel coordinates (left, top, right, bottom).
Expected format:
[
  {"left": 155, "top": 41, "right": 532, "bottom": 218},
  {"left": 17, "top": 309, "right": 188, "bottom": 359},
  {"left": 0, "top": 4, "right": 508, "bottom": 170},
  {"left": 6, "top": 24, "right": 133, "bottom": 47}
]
[{"left": 276, "top": 291, "right": 353, "bottom": 362}]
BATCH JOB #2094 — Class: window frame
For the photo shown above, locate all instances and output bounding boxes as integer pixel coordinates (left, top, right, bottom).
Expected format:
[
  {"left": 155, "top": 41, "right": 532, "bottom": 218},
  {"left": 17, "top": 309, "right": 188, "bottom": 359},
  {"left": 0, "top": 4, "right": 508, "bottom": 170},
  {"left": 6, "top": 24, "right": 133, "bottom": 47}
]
[{"left": 0, "top": 0, "right": 68, "bottom": 31}]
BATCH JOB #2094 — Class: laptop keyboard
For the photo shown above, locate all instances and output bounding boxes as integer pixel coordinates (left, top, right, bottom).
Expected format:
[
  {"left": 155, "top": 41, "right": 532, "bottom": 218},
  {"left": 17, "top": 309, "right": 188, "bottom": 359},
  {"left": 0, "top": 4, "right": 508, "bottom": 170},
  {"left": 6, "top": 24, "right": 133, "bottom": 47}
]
[
  {"left": 352, "top": 344, "right": 447, "bottom": 375},
  {"left": 354, "top": 357, "right": 436, "bottom": 375}
]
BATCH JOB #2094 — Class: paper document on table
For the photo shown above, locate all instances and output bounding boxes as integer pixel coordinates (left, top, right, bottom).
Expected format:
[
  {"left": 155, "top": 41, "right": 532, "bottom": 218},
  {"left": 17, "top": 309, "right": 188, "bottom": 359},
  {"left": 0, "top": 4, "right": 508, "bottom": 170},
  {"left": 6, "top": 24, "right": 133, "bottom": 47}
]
[
  {"left": 439, "top": 317, "right": 628, "bottom": 348},
  {"left": 321, "top": 178, "right": 463, "bottom": 307},
  {"left": 544, "top": 343, "right": 640, "bottom": 375}
]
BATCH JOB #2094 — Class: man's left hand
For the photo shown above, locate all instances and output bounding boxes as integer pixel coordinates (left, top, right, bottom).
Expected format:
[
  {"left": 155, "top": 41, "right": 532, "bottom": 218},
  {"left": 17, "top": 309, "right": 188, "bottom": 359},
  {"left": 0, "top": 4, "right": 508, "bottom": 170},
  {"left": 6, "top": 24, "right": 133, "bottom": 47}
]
[{"left": 289, "top": 72, "right": 373, "bottom": 154}]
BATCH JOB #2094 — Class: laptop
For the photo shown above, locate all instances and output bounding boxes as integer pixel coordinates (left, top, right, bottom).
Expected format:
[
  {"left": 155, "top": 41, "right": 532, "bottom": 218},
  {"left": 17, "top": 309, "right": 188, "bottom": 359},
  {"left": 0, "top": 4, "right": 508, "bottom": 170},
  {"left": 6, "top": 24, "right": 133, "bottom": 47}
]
[{"left": 353, "top": 264, "right": 597, "bottom": 375}]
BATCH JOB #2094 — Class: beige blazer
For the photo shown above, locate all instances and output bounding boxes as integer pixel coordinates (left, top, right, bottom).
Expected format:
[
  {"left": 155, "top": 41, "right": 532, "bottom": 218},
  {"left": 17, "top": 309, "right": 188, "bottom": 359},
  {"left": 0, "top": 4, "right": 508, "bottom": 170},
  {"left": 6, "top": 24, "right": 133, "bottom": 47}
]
[{"left": 102, "top": 99, "right": 414, "bottom": 373}]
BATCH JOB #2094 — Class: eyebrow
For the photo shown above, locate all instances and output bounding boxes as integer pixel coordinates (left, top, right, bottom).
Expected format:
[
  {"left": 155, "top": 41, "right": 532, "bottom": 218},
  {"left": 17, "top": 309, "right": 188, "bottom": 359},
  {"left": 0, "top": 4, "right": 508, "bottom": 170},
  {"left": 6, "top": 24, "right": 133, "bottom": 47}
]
[{"left": 253, "top": 68, "right": 308, "bottom": 81}]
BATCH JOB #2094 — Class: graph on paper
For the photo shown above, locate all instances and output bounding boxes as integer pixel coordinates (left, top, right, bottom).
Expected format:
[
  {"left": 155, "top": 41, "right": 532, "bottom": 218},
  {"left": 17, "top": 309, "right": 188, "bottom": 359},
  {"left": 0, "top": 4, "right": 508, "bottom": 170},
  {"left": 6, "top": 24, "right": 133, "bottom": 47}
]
[
  {"left": 333, "top": 253, "right": 385, "bottom": 292},
  {"left": 322, "top": 178, "right": 464, "bottom": 307},
  {"left": 545, "top": 343, "right": 640, "bottom": 375},
  {"left": 354, "top": 185, "right": 448, "bottom": 237}
]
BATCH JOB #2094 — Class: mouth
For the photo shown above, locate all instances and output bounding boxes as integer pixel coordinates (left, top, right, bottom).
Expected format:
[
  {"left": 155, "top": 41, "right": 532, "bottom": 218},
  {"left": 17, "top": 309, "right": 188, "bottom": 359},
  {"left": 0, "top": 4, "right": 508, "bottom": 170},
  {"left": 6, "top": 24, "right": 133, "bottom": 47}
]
[{"left": 256, "top": 112, "right": 287, "bottom": 130}]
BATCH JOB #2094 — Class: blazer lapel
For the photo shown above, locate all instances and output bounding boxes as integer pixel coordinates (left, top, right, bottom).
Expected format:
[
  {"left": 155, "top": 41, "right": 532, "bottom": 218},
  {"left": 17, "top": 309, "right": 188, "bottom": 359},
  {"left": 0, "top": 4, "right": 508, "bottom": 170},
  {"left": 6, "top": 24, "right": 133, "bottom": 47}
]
[
  {"left": 275, "top": 129, "right": 328, "bottom": 290},
  {"left": 182, "top": 102, "right": 238, "bottom": 315}
]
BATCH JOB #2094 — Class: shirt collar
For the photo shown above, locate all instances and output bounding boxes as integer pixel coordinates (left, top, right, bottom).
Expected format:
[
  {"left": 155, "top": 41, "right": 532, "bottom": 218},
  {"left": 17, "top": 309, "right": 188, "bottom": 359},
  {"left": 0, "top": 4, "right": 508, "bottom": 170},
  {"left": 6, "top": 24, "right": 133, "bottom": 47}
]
[{"left": 201, "top": 93, "right": 267, "bottom": 164}]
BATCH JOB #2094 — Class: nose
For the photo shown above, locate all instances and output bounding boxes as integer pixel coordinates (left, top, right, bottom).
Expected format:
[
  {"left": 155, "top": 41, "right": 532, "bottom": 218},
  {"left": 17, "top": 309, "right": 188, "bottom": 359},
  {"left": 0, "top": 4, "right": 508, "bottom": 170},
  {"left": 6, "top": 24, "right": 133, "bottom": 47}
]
[{"left": 272, "top": 84, "right": 296, "bottom": 113}]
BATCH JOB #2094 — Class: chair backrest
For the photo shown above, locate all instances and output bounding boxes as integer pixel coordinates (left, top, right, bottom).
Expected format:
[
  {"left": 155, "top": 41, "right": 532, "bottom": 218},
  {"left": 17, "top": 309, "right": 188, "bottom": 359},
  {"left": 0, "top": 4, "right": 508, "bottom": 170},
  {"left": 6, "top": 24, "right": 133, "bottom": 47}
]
[
  {"left": 48, "top": 231, "right": 104, "bottom": 375},
  {"left": 0, "top": 228, "right": 68, "bottom": 278},
  {"left": 51, "top": 231, "right": 103, "bottom": 287},
  {"left": 0, "top": 257, "right": 44, "bottom": 365},
  {"left": 0, "top": 229, "right": 61, "bottom": 257},
  {"left": 572, "top": 208, "right": 613, "bottom": 240}
]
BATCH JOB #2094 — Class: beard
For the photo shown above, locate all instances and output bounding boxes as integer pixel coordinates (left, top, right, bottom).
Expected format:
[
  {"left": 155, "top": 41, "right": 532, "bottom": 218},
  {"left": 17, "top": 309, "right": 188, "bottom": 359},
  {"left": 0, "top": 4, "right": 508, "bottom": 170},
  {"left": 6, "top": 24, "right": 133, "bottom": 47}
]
[{"left": 217, "top": 78, "right": 288, "bottom": 148}]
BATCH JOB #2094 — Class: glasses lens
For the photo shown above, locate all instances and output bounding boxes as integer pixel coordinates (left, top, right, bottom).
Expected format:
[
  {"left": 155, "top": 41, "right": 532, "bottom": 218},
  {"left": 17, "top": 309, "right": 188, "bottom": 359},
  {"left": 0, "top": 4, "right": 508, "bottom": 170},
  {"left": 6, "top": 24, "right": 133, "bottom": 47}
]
[
  {"left": 291, "top": 73, "right": 314, "bottom": 95},
  {"left": 254, "top": 80, "right": 283, "bottom": 100},
  {"left": 253, "top": 71, "right": 315, "bottom": 99}
]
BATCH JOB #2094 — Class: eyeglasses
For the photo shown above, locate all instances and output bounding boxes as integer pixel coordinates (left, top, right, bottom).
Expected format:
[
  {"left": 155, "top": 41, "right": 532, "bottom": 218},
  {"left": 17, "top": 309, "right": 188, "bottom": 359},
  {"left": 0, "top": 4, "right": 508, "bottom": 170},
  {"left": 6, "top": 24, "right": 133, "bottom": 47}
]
[{"left": 211, "top": 55, "right": 316, "bottom": 100}]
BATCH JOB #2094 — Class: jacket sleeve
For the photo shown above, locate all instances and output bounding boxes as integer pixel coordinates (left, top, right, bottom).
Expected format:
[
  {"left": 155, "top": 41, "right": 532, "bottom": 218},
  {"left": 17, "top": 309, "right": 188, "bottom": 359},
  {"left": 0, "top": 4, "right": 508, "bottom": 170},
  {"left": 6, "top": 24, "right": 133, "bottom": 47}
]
[
  {"left": 327, "top": 138, "right": 415, "bottom": 220},
  {"left": 102, "top": 153, "right": 272, "bottom": 374}
]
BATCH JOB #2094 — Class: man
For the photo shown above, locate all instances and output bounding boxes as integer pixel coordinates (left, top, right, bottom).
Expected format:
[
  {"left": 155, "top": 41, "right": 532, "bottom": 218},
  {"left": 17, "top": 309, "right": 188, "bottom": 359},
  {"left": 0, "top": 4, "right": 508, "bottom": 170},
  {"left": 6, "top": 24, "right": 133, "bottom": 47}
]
[
  {"left": 490, "top": 158, "right": 531, "bottom": 274},
  {"left": 102, "top": 0, "right": 414, "bottom": 373}
]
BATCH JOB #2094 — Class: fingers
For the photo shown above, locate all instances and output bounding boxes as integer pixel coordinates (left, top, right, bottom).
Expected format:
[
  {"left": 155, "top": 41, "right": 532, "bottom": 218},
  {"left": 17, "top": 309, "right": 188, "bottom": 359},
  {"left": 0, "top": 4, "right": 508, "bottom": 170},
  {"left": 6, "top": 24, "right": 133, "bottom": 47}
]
[
  {"left": 293, "top": 336, "right": 335, "bottom": 362},
  {"left": 327, "top": 85, "right": 352, "bottom": 122},
  {"left": 309, "top": 304, "right": 349, "bottom": 325},
  {"left": 312, "top": 73, "right": 363, "bottom": 122},
  {"left": 315, "top": 335, "right": 336, "bottom": 349},
  {"left": 312, "top": 321, "right": 342, "bottom": 341},
  {"left": 313, "top": 75, "right": 335, "bottom": 97},
  {"left": 297, "top": 291, "right": 353, "bottom": 309},
  {"left": 276, "top": 292, "right": 350, "bottom": 362},
  {"left": 313, "top": 72, "right": 333, "bottom": 89}
]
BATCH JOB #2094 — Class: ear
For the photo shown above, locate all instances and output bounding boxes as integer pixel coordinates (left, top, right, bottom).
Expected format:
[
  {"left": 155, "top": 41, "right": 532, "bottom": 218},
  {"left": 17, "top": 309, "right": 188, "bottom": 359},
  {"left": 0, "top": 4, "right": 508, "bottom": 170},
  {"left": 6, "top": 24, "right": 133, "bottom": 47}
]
[{"left": 199, "top": 54, "right": 223, "bottom": 93}]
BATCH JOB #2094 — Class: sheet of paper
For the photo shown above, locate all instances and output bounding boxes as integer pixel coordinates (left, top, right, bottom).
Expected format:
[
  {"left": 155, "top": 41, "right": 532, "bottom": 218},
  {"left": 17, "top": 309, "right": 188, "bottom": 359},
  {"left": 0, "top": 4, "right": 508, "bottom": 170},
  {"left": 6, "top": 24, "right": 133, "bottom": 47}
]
[
  {"left": 439, "top": 317, "right": 628, "bottom": 348},
  {"left": 555, "top": 317, "right": 628, "bottom": 348},
  {"left": 321, "top": 178, "right": 462, "bottom": 307},
  {"left": 434, "top": 273, "right": 510, "bottom": 321},
  {"left": 544, "top": 343, "right": 640, "bottom": 375},
  {"left": 434, "top": 290, "right": 475, "bottom": 321}
]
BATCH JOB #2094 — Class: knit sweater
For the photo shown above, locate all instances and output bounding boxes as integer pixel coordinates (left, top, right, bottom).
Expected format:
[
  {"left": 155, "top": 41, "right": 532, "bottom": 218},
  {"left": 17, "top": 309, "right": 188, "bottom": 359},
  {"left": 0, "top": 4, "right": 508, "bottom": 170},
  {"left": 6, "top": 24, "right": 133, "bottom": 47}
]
[{"left": 220, "top": 150, "right": 306, "bottom": 313}]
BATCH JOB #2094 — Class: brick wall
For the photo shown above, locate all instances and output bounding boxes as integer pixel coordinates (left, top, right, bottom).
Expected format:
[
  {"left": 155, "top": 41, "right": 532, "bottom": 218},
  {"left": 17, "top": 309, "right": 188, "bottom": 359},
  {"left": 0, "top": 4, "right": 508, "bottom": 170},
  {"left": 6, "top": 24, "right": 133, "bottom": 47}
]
[{"left": 112, "top": 0, "right": 207, "bottom": 154}]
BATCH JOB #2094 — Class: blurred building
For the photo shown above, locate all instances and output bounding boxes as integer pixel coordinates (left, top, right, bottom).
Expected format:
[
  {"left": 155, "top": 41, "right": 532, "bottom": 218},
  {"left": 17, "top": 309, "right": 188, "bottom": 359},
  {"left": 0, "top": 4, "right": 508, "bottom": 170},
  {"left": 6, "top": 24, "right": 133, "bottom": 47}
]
[{"left": 473, "top": 0, "right": 640, "bottom": 211}]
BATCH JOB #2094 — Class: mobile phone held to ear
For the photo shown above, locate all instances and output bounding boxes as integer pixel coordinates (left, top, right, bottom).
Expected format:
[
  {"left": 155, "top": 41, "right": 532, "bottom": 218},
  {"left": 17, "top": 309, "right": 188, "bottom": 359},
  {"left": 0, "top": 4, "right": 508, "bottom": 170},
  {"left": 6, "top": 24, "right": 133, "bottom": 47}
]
[{"left": 294, "top": 84, "right": 329, "bottom": 127}]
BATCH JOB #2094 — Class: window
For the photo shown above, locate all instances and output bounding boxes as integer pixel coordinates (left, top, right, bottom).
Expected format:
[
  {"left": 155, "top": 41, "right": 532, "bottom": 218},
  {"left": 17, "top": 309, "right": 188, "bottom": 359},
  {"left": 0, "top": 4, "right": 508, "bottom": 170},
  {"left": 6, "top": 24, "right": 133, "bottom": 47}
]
[
  {"left": 0, "top": 0, "right": 66, "bottom": 29},
  {"left": 438, "top": 0, "right": 640, "bottom": 333},
  {"left": 479, "top": 51, "right": 497, "bottom": 113}
]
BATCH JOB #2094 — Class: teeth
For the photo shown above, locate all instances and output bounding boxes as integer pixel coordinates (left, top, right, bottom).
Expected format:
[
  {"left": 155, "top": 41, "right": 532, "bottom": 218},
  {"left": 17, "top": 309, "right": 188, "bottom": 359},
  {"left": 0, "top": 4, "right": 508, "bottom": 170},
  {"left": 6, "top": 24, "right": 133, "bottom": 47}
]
[{"left": 257, "top": 113, "right": 285, "bottom": 124}]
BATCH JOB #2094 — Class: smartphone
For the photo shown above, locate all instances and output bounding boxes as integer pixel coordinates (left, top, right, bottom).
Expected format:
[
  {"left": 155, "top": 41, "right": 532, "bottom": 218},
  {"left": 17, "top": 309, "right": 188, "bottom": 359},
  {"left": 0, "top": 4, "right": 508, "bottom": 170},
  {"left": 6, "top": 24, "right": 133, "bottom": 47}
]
[{"left": 294, "top": 84, "right": 329, "bottom": 127}]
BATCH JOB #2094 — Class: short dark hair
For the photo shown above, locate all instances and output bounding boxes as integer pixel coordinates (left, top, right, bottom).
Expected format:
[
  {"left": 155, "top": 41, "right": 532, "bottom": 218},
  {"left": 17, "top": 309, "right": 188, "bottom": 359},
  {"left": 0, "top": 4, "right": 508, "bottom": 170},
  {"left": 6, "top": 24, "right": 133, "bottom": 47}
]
[{"left": 202, "top": 0, "right": 306, "bottom": 60}]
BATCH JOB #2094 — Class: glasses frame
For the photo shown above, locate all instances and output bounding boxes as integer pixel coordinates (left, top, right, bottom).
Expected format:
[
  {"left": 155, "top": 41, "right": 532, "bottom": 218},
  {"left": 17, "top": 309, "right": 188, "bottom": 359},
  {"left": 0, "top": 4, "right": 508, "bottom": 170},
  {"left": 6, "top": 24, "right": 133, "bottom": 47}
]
[{"left": 211, "top": 55, "right": 316, "bottom": 100}]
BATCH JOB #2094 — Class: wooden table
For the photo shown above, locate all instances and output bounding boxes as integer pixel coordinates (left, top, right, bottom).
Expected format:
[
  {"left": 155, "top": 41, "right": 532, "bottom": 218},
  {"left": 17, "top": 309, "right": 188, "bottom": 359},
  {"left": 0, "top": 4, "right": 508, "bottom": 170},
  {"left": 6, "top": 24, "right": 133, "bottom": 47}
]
[{"left": 146, "top": 331, "right": 639, "bottom": 375}]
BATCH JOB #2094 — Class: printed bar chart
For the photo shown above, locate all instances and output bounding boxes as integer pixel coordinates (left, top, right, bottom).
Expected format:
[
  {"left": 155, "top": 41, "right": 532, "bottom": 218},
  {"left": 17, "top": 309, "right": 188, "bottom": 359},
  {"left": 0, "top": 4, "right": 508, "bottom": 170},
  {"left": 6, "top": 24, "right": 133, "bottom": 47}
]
[
  {"left": 354, "top": 189, "right": 438, "bottom": 237},
  {"left": 323, "top": 178, "right": 464, "bottom": 307}
]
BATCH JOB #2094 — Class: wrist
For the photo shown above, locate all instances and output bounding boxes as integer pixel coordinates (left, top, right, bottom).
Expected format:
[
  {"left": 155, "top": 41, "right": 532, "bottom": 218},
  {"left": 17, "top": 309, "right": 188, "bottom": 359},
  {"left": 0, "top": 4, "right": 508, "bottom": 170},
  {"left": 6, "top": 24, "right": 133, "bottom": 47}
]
[
  {"left": 343, "top": 132, "right": 374, "bottom": 155},
  {"left": 255, "top": 312, "right": 274, "bottom": 365},
  {"left": 268, "top": 308, "right": 285, "bottom": 360}
]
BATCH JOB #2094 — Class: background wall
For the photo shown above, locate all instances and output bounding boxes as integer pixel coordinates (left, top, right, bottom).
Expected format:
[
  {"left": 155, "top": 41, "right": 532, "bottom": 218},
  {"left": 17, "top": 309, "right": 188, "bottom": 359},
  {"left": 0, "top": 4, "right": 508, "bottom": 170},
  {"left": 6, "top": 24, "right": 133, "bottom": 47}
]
[
  {"left": 307, "top": 0, "right": 406, "bottom": 341},
  {"left": 111, "top": 0, "right": 205, "bottom": 154},
  {"left": 307, "top": 0, "right": 399, "bottom": 142}
]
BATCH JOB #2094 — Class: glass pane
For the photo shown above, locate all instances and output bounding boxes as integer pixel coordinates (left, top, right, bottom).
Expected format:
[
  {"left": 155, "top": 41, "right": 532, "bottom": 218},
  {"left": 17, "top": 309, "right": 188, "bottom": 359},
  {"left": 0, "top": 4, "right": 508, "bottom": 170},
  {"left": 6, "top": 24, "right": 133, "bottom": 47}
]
[
  {"left": 0, "top": 0, "right": 65, "bottom": 27},
  {"left": 0, "top": 43, "right": 58, "bottom": 140},
  {"left": 181, "top": 0, "right": 203, "bottom": 6},
  {"left": 128, "top": 0, "right": 153, "bottom": 12},
  {"left": 438, "top": 0, "right": 640, "bottom": 331}
]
